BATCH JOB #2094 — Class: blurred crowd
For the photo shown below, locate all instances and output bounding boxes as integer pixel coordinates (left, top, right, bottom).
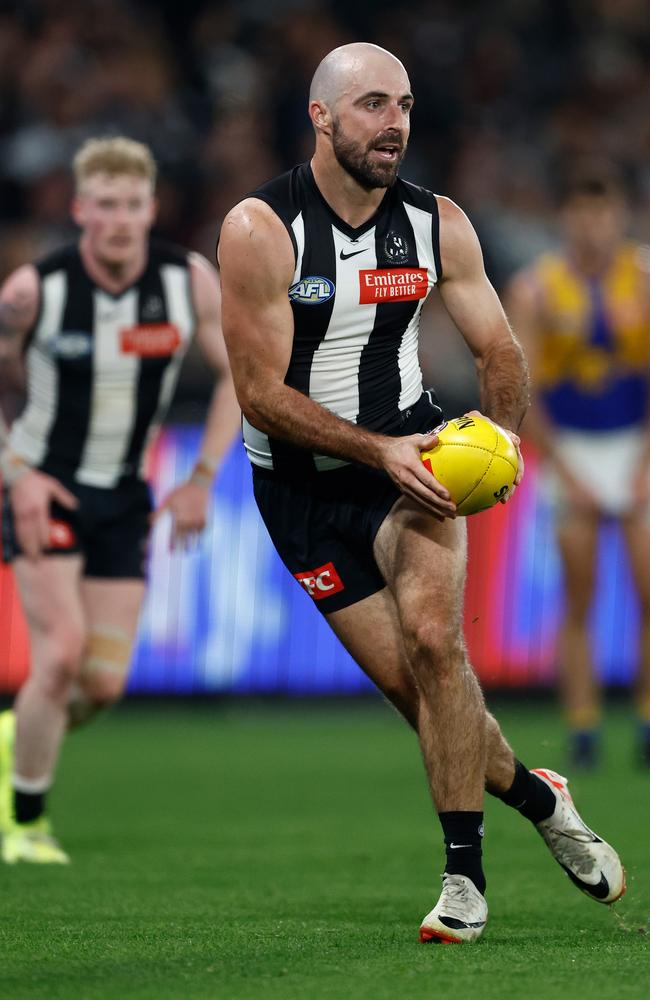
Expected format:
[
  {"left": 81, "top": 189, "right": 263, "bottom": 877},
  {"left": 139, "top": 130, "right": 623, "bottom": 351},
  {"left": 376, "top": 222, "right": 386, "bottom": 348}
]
[{"left": 1, "top": 0, "right": 649, "bottom": 412}]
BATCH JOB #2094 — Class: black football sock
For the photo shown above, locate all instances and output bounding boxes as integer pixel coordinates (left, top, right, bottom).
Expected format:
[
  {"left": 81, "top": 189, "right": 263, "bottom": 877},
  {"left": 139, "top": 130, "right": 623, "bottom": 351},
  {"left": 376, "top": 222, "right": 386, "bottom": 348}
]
[
  {"left": 438, "top": 810, "right": 486, "bottom": 895},
  {"left": 496, "top": 759, "right": 556, "bottom": 824},
  {"left": 14, "top": 789, "right": 46, "bottom": 824}
]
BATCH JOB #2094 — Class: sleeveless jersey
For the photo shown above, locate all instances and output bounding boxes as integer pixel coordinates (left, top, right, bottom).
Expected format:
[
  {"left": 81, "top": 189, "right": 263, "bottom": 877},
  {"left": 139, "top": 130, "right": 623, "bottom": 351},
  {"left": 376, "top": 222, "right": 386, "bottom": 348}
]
[
  {"left": 532, "top": 243, "right": 650, "bottom": 431},
  {"left": 243, "top": 162, "right": 442, "bottom": 473},
  {"left": 10, "top": 240, "right": 196, "bottom": 488}
]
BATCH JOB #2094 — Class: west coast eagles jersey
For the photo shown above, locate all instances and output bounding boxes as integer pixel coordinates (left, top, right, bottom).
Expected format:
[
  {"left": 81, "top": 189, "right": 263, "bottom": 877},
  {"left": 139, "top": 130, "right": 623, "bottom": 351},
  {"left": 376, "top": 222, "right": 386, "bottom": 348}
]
[{"left": 532, "top": 243, "right": 650, "bottom": 431}]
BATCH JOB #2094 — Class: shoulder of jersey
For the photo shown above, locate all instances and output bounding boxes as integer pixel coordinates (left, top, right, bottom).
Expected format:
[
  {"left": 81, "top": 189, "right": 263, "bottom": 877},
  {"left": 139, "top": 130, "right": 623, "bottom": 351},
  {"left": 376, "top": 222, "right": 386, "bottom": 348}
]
[
  {"left": 397, "top": 177, "right": 439, "bottom": 211},
  {"left": 248, "top": 165, "right": 299, "bottom": 197},
  {"left": 34, "top": 243, "right": 79, "bottom": 276},
  {"left": 245, "top": 165, "right": 302, "bottom": 216}
]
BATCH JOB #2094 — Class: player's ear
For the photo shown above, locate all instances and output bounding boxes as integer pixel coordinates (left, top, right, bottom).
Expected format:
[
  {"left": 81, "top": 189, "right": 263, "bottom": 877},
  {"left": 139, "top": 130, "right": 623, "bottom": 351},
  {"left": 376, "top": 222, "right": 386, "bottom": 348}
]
[{"left": 309, "top": 100, "right": 332, "bottom": 136}]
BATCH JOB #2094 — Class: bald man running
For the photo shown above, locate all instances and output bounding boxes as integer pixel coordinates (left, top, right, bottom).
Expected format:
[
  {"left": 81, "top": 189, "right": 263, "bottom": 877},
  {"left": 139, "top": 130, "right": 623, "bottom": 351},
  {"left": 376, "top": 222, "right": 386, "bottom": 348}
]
[{"left": 218, "top": 43, "right": 625, "bottom": 943}]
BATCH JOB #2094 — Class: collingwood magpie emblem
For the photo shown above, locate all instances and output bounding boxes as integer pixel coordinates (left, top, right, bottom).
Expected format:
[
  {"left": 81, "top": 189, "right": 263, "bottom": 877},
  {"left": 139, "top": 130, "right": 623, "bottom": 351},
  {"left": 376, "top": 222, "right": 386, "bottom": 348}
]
[
  {"left": 141, "top": 294, "right": 164, "bottom": 320},
  {"left": 384, "top": 231, "right": 409, "bottom": 263}
]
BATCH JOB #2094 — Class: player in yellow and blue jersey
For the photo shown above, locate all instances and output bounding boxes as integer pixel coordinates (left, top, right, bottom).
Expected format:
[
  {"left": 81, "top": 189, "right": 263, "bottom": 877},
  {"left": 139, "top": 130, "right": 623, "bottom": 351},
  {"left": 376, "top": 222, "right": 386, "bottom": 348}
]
[{"left": 507, "top": 163, "right": 650, "bottom": 767}]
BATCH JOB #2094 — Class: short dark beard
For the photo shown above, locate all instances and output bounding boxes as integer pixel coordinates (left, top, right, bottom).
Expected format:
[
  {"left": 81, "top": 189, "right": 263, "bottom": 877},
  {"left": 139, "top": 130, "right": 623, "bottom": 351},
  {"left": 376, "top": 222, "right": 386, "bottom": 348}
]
[{"left": 332, "top": 118, "right": 406, "bottom": 191}]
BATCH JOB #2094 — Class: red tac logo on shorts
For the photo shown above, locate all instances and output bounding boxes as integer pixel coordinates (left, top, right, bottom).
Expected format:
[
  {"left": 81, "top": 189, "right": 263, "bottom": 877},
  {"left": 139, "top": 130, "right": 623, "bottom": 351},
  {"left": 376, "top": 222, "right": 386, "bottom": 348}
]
[
  {"left": 48, "top": 519, "right": 76, "bottom": 550},
  {"left": 359, "top": 268, "right": 428, "bottom": 304},
  {"left": 120, "top": 323, "right": 181, "bottom": 357},
  {"left": 294, "top": 561, "right": 344, "bottom": 600}
]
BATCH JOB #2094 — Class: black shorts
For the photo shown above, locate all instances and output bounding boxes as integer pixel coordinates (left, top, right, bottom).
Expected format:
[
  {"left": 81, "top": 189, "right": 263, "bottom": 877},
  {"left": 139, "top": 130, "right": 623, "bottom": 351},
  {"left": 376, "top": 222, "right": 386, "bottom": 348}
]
[
  {"left": 252, "top": 392, "right": 443, "bottom": 614},
  {"left": 2, "top": 475, "right": 153, "bottom": 579}
]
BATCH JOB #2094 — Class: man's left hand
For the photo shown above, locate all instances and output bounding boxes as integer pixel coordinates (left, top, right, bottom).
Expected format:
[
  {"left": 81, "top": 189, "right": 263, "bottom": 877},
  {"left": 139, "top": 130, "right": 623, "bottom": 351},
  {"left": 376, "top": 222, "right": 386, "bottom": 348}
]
[
  {"left": 152, "top": 480, "right": 211, "bottom": 549},
  {"left": 466, "top": 409, "right": 524, "bottom": 499}
]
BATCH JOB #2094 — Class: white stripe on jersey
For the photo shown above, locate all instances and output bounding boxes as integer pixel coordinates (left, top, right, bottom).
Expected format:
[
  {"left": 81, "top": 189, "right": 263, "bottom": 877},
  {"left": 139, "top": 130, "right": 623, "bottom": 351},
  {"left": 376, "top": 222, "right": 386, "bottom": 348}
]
[
  {"left": 404, "top": 203, "right": 439, "bottom": 283},
  {"left": 138, "top": 264, "right": 194, "bottom": 475},
  {"left": 310, "top": 227, "right": 377, "bottom": 421},
  {"left": 292, "top": 213, "right": 305, "bottom": 279},
  {"left": 242, "top": 414, "right": 274, "bottom": 468},
  {"left": 308, "top": 227, "right": 378, "bottom": 470},
  {"left": 76, "top": 289, "right": 139, "bottom": 487},
  {"left": 397, "top": 203, "right": 439, "bottom": 411},
  {"left": 10, "top": 270, "right": 66, "bottom": 466}
]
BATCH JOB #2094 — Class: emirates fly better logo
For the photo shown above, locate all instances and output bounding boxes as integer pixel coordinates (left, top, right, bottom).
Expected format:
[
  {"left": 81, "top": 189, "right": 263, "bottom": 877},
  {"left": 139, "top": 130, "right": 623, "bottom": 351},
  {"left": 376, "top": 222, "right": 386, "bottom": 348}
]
[{"left": 359, "top": 268, "right": 428, "bottom": 303}]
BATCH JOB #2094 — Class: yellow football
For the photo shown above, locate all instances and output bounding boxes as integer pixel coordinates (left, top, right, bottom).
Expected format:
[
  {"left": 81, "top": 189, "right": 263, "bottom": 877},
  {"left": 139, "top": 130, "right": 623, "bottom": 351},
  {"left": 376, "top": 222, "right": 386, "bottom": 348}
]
[{"left": 420, "top": 414, "right": 518, "bottom": 516}]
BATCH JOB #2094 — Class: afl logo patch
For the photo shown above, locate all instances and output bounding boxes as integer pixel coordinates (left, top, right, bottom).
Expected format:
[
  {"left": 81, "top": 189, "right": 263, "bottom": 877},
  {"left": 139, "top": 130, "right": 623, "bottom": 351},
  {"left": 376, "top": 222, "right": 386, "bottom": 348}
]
[
  {"left": 384, "top": 232, "right": 409, "bottom": 263},
  {"left": 289, "top": 276, "right": 335, "bottom": 304},
  {"left": 50, "top": 332, "right": 92, "bottom": 360}
]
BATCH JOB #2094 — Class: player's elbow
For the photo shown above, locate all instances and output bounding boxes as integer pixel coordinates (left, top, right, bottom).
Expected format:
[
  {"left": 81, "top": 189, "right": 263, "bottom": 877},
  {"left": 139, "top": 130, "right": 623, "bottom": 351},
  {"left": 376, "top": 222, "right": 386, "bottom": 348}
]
[{"left": 236, "top": 382, "right": 275, "bottom": 434}]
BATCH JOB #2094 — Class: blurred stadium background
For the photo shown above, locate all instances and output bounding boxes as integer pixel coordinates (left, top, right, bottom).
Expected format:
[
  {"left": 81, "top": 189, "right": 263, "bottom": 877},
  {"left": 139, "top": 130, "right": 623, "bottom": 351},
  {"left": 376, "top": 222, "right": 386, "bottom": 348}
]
[
  {"left": 2, "top": 0, "right": 648, "bottom": 699},
  {"left": 2, "top": 4, "right": 649, "bottom": 997}
]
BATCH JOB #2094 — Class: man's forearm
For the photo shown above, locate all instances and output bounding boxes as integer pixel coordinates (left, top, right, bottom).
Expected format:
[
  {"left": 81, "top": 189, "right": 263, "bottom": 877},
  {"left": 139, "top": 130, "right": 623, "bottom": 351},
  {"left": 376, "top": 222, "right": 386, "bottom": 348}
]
[
  {"left": 476, "top": 336, "right": 530, "bottom": 432},
  {"left": 194, "top": 377, "right": 241, "bottom": 466},
  {"left": 245, "top": 381, "right": 388, "bottom": 468}
]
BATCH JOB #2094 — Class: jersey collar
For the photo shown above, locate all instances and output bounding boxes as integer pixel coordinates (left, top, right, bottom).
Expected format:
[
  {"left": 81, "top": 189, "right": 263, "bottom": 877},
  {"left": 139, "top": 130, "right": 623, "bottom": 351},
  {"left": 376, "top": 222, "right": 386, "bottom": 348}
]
[{"left": 303, "top": 162, "right": 395, "bottom": 240}]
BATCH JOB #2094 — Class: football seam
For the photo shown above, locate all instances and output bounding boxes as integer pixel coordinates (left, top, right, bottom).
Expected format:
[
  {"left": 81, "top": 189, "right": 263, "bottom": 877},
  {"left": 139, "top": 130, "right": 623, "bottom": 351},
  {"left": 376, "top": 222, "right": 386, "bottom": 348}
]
[
  {"left": 437, "top": 443, "right": 495, "bottom": 507},
  {"left": 457, "top": 453, "right": 495, "bottom": 508},
  {"left": 439, "top": 443, "right": 512, "bottom": 509},
  {"left": 440, "top": 442, "right": 518, "bottom": 474}
]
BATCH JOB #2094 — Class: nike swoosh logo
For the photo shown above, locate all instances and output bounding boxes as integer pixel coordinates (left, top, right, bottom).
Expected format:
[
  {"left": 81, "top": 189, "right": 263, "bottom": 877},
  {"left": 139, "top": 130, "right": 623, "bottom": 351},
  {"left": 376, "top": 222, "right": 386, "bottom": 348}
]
[
  {"left": 449, "top": 843, "right": 473, "bottom": 849},
  {"left": 562, "top": 865, "right": 610, "bottom": 900},
  {"left": 439, "top": 918, "right": 486, "bottom": 929},
  {"left": 339, "top": 248, "right": 365, "bottom": 260}
]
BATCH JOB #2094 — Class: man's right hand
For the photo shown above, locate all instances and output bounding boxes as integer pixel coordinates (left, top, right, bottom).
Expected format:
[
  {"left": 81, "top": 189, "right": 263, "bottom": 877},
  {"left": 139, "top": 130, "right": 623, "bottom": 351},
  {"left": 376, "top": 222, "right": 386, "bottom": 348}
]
[
  {"left": 377, "top": 431, "right": 458, "bottom": 519},
  {"left": 10, "top": 469, "right": 78, "bottom": 560}
]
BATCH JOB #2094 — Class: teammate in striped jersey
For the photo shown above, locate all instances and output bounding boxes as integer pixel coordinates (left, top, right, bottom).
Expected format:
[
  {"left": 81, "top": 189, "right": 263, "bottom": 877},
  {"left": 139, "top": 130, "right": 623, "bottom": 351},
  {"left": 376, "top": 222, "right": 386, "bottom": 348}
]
[
  {"left": 219, "top": 43, "right": 625, "bottom": 942},
  {"left": 0, "top": 137, "right": 240, "bottom": 864}
]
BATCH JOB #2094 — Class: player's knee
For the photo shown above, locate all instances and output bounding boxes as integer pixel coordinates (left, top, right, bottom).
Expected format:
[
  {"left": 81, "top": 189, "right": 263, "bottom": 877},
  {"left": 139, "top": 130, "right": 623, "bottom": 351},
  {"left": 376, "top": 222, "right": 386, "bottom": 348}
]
[
  {"left": 404, "top": 619, "right": 463, "bottom": 677},
  {"left": 36, "top": 625, "right": 86, "bottom": 698},
  {"left": 78, "top": 626, "right": 132, "bottom": 707},
  {"left": 80, "top": 670, "right": 126, "bottom": 707}
]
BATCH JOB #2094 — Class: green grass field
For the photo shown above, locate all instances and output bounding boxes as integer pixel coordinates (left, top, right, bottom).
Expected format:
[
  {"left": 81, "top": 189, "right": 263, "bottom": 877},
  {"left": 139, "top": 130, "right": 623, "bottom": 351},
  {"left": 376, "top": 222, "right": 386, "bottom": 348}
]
[{"left": 1, "top": 699, "right": 648, "bottom": 999}]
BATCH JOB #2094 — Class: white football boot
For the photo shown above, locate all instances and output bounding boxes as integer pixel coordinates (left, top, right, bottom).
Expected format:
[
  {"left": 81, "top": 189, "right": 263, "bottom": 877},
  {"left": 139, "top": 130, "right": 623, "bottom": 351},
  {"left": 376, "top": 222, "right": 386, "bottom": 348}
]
[
  {"left": 532, "top": 768, "right": 625, "bottom": 904},
  {"left": 419, "top": 873, "right": 488, "bottom": 944}
]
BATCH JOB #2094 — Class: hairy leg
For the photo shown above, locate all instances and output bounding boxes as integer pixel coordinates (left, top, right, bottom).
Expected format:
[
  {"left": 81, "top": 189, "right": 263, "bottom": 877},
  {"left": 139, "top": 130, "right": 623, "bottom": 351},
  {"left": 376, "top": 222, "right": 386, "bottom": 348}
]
[
  {"left": 12, "top": 555, "right": 85, "bottom": 782},
  {"left": 373, "top": 500, "right": 486, "bottom": 811},
  {"left": 327, "top": 586, "right": 419, "bottom": 728},
  {"left": 328, "top": 587, "right": 516, "bottom": 796}
]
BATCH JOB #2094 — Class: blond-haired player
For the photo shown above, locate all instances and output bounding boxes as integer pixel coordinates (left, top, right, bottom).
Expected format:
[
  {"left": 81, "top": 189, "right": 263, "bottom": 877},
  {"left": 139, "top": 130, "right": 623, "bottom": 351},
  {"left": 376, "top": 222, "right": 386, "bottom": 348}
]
[{"left": 0, "top": 137, "right": 240, "bottom": 863}]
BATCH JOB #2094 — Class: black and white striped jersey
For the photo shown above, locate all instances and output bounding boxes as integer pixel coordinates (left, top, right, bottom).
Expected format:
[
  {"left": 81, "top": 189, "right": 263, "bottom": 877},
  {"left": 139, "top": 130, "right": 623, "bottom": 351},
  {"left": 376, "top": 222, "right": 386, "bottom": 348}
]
[
  {"left": 243, "top": 162, "right": 443, "bottom": 473},
  {"left": 10, "top": 241, "right": 195, "bottom": 488}
]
